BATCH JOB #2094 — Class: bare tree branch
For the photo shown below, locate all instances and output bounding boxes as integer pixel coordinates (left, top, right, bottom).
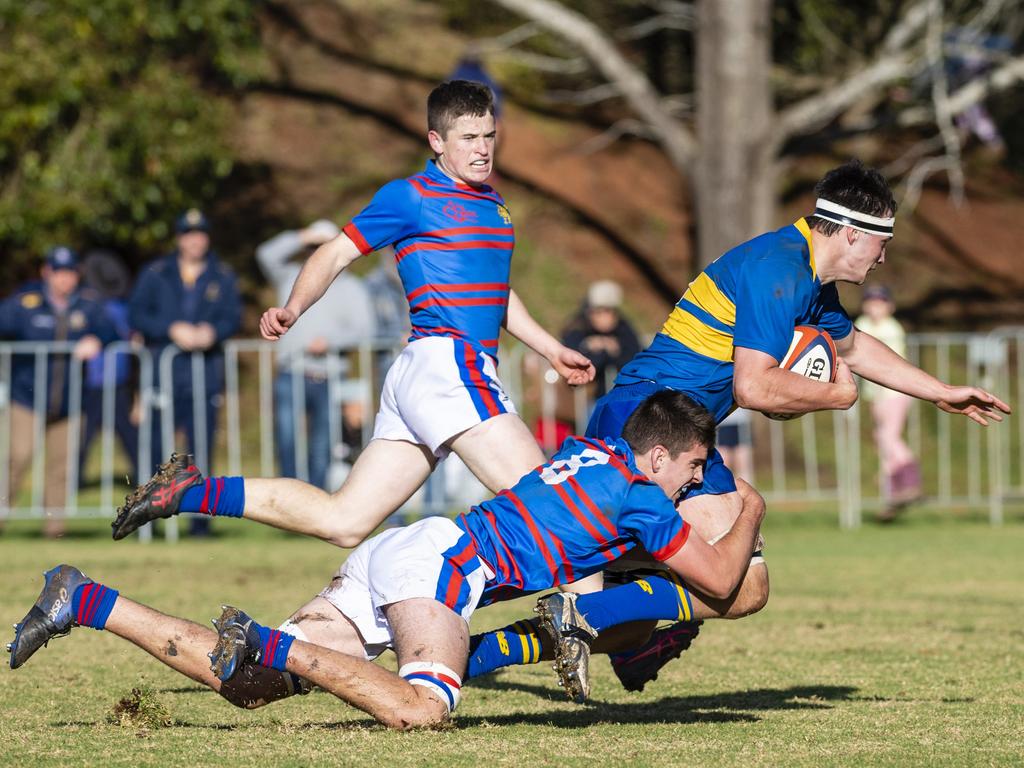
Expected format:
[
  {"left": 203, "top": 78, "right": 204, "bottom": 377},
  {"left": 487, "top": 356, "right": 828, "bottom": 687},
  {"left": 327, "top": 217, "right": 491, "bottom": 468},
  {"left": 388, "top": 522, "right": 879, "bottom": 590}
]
[
  {"left": 474, "top": 21, "right": 542, "bottom": 52},
  {"left": 772, "top": 0, "right": 933, "bottom": 146},
  {"left": 897, "top": 54, "right": 1024, "bottom": 126},
  {"left": 880, "top": 134, "right": 946, "bottom": 178},
  {"left": 492, "top": 49, "right": 589, "bottom": 74},
  {"left": 490, "top": 0, "right": 697, "bottom": 170},
  {"left": 661, "top": 93, "right": 693, "bottom": 117},
  {"left": 618, "top": 13, "right": 693, "bottom": 41},
  {"left": 900, "top": 155, "right": 959, "bottom": 211},
  {"left": 577, "top": 118, "right": 656, "bottom": 154},
  {"left": 883, "top": 0, "right": 932, "bottom": 52},
  {"left": 546, "top": 83, "right": 621, "bottom": 105},
  {"left": 925, "top": 0, "right": 965, "bottom": 207}
]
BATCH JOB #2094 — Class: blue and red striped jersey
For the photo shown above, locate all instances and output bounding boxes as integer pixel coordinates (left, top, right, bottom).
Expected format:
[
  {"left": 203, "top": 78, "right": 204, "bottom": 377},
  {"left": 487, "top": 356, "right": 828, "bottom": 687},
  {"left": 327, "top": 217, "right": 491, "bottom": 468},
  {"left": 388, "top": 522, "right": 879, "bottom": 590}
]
[
  {"left": 457, "top": 436, "right": 691, "bottom": 606},
  {"left": 342, "top": 160, "right": 514, "bottom": 357}
]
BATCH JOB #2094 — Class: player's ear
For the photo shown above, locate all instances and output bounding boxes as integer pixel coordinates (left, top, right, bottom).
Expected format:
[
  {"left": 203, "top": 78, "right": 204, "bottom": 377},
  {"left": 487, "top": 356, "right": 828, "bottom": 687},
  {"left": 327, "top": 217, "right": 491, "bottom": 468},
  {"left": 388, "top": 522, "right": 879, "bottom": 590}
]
[
  {"left": 427, "top": 129, "right": 445, "bottom": 155},
  {"left": 651, "top": 444, "right": 668, "bottom": 473},
  {"left": 846, "top": 226, "right": 859, "bottom": 245}
]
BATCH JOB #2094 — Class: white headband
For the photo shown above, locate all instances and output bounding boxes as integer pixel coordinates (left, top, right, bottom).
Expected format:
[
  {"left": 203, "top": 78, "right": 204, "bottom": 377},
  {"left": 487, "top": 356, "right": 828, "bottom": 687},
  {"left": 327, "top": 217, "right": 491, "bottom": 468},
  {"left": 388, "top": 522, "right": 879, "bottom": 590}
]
[{"left": 814, "top": 198, "right": 894, "bottom": 237}]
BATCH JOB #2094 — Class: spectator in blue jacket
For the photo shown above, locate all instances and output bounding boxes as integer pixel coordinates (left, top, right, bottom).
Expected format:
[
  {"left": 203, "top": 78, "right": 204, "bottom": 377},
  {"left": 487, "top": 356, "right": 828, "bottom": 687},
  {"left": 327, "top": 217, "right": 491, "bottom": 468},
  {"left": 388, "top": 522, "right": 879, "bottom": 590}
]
[
  {"left": 77, "top": 250, "right": 140, "bottom": 485},
  {"left": 128, "top": 209, "right": 241, "bottom": 535},
  {"left": 0, "top": 246, "right": 115, "bottom": 536}
]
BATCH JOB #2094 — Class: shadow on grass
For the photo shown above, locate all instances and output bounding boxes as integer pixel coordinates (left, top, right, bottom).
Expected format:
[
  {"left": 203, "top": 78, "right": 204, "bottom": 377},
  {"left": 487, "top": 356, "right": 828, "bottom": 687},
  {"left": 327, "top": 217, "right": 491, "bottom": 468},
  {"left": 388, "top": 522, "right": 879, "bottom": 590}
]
[
  {"left": 459, "top": 682, "right": 861, "bottom": 727},
  {"left": 56, "top": 683, "right": 863, "bottom": 731}
]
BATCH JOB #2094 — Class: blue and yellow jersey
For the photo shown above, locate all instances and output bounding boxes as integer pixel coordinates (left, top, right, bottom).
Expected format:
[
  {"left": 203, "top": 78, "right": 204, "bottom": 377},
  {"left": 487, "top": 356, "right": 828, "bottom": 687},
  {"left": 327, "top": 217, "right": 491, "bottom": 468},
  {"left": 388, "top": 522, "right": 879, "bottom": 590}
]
[
  {"left": 617, "top": 219, "right": 853, "bottom": 422},
  {"left": 342, "top": 160, "right": 514, "bottom": 359},
  {"left": 456, "top": 436, "right": 691, "bottom": 606}
]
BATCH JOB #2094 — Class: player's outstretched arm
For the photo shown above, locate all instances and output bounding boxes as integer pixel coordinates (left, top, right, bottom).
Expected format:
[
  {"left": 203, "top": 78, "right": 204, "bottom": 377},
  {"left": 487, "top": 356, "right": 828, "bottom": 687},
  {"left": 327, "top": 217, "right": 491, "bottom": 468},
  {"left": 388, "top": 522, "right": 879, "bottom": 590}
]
[
  {"left": 662, "top": 484, "right": 766, "bottom": 599},
  {"left": 259, "top": 233, "right": 363, "bottom": 341},
  {"left": 504, "top": 288, "right": 596, "bottom": 386},
  {"left": 733, "top": 345, "right": 858, "bottom": 416},
  {"left": 839, "top": 329, "right": 1011, "bottom": 425}
]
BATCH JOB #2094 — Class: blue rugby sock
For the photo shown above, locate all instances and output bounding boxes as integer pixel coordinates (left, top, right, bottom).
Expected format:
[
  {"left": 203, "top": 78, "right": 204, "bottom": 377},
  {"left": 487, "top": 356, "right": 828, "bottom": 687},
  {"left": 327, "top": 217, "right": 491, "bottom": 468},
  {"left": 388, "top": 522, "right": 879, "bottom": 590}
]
[
  {"left": 253, "top": 623, "right": 296, "bottom": 673},
  {"left": 466, "top": 620, "right": 544, "bottom": 679},
  {"left": 576, "top": 574, "right": 695, "bottom": 633},
  {"left": 180, "top": 477, "right": 245, "bottom": 517},
  {"left": 72, "top": 582, "right": 119, "bottom": 630}
]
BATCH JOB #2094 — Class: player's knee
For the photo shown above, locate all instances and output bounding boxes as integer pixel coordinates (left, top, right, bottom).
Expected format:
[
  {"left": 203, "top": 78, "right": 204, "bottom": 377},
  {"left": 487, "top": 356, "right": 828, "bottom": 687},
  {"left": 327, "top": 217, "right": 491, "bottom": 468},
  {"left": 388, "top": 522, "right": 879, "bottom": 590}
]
[
  {"left": 392, "top": 661, "right": 461, "bottom": 730},
  {"left": 382, "top": 691, "right": 451, "bottom": 731}
]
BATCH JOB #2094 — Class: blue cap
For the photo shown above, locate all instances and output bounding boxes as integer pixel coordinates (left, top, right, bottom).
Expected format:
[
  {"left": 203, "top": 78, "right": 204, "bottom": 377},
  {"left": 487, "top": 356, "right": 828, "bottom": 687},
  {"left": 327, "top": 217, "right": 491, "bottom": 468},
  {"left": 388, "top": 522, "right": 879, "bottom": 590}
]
[
  {"left": 45, "top": 245, "right": 79, "bottom": 271},
  {"left": 175, "top": 208, "right": 210, "bottom": 234},
  {"left": 862, "top": 284, "right": 892, "bottom": 301}
]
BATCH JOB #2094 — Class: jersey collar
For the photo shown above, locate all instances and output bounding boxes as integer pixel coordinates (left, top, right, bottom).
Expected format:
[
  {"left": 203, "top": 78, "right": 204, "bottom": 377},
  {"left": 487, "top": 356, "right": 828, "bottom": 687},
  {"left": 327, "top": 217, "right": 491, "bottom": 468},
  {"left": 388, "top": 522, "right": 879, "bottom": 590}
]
[
  {"left": 424, "top": 159, "right": 493, "bottom": 194},
  {"left": 793, "top": 217, "right": 817, "bottom": 280}
]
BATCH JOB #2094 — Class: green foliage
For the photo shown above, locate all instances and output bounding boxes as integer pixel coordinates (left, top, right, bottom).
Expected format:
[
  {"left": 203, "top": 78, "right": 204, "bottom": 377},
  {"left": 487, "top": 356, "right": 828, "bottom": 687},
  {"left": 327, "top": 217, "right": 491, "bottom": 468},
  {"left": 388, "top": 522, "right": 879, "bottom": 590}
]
[{"left": 0, "top": 0, "right": 265, "bottom": 280}]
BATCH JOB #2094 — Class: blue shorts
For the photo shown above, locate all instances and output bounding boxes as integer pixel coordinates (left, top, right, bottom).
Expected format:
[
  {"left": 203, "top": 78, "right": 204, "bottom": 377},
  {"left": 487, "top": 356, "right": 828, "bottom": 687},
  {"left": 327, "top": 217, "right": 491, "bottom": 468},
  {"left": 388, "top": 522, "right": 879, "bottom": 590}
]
[{"left": 586, "top": 381, "right": 737, "bottom": 499}]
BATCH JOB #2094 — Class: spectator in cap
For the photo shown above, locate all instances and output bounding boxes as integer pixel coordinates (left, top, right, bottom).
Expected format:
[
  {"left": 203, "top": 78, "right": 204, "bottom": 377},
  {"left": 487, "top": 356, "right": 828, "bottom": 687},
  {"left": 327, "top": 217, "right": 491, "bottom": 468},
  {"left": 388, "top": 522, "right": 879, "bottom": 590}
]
[
  {"left": 0, "top": 246, "right": 116, "bottom": 536},
  {"left": 77, "top": 250, "right": 139, "bottom": 485},
  {"left": 561, "top": 279, "right": 641, "bottom": 398},
  {"left": 526, "top": 279, "right": 641, "bottom": 455},
  {"left": 855, "top": 284, "right": 922, "bottom": 522},
  {"left": 256, "top": 220, "right": 376, "bottom": 490},
  {"left": 129, "top": 209, "right": 241, "bottom": 535}
]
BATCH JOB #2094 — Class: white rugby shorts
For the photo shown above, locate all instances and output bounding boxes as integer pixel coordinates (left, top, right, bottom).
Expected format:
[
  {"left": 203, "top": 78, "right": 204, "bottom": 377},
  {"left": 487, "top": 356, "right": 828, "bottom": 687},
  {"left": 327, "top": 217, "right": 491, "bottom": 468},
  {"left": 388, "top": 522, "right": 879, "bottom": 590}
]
[
  {"left": 372, "top": 336, "right": 516, "bottom": 458},
  {"left": 319, "top": 516, "right": 493, "bottom": 659}
]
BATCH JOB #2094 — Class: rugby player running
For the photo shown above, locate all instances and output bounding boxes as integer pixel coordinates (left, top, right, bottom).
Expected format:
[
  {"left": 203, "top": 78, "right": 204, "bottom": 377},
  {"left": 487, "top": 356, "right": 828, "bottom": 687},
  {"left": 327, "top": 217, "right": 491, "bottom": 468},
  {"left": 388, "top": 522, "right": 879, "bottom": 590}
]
[{"left": 111, "top": 80, "right": 596, "bottom": 548}]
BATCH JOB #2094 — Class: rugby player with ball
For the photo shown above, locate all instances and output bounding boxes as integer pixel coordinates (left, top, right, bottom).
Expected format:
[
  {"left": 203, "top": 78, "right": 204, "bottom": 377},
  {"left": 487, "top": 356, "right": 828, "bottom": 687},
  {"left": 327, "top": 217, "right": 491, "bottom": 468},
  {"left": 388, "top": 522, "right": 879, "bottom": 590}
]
[{"left": 465, "top": 160, "right": 1011, "bottom": 700}]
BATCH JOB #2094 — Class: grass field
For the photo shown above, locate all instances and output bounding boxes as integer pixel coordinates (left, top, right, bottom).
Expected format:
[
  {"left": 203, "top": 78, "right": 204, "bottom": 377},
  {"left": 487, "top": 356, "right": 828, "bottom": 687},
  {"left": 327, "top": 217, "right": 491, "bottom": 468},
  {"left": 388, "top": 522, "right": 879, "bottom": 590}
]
[{"left": 1, "top": 509, "right": 1021, "bottom": 767}]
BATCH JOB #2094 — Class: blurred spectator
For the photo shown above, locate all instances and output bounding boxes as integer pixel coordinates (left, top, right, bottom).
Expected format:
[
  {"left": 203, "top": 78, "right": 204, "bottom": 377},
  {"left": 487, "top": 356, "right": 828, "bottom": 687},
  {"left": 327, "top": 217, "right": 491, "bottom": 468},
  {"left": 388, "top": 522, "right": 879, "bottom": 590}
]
[
  {"left": 449, "top": 50, "right": 503, "bottom": 119},
  {"left": 363, "top": 248, "right": 410, "bottom": 381},
  {"left": 945, "top": 29, "right": 1010, "bottom": 153},
  {"left": 0, "top": 246, "right": 115, "bottom": 537},
  {"left": 256, "top": 220, "right": 375, "bottom": 490},
  {"left": 561, "top": 279, "right": 641, "bottom": 398},
  {"left": 717, "top": 408, "right": 754, "bottom": 482},
  {"left": 855, "top": 285, "right": 922, "bottom": 522},
  {"left": 129, "top": 209, "right": 241, "bottom": 535},
  {"left": 77, "top": 249, "right": 139, "bottom": 485}
]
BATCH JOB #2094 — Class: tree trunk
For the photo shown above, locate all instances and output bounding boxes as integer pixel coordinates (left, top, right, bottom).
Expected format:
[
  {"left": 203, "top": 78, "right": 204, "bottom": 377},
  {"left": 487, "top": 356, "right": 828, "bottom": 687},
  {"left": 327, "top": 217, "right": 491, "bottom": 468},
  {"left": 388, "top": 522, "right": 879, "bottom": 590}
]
[{"left": 695, "top": 0, "right": 774, "bottom": 267}]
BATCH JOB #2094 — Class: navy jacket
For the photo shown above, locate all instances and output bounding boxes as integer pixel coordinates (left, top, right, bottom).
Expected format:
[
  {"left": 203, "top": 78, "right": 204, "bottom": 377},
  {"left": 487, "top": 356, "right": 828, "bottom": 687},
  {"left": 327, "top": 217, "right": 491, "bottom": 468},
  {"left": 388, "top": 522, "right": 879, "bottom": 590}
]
[
  {"left": 0, "top": 287, "right": 116, "bottom": 418},
  {"left": 128, "top": 252, "right": 241, "bottom": 391}
]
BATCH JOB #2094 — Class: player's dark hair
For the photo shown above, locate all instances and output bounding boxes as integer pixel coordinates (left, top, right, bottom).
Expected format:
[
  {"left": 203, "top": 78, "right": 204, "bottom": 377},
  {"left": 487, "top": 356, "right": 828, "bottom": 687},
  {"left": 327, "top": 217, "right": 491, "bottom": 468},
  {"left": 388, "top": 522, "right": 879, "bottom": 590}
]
[
  {"left": 807, "top": 160, "right": 896, "bottom": 236},
  {"left": 427, "top": 80, "right": 494, "bottom": 138},
  {"left": 621, "top": 390, "right": 716, "bottom": 457}
]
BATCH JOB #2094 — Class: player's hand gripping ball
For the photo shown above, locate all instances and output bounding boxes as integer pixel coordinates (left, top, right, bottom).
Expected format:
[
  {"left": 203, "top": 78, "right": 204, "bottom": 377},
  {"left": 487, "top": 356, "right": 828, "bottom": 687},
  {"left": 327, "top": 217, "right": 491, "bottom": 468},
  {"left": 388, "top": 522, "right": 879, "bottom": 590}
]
[{"left": 764, "top": 325, "right": 837, "bottom": 421}]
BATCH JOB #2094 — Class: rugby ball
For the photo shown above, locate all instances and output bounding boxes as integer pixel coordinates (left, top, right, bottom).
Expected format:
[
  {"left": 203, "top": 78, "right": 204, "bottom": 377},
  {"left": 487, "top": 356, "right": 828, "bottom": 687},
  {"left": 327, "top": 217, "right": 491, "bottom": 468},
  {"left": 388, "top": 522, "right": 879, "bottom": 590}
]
[{"left": 764, "top": 326, "right": 837, "bottom": 421}]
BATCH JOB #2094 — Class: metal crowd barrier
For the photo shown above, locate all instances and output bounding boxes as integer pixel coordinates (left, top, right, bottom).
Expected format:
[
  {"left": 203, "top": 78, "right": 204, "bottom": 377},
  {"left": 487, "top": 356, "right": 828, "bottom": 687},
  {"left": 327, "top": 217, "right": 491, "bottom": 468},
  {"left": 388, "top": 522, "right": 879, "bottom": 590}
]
[{"left": 0, "top": 331, "right": 1019, "bottom": 536}]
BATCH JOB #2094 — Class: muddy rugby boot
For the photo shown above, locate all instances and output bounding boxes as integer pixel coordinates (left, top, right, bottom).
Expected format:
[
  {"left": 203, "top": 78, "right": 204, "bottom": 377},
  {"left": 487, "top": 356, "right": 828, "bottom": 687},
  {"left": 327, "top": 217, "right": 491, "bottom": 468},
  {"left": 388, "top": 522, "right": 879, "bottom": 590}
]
[
  {"left": 112, "top": 453, "right": 202, "bottom": 540},
  {"left": 8, "top": 565, "right": 93, "bottom": 669},
  {"left": 535, "top": 592, "right": 597, "bottom": 704}
]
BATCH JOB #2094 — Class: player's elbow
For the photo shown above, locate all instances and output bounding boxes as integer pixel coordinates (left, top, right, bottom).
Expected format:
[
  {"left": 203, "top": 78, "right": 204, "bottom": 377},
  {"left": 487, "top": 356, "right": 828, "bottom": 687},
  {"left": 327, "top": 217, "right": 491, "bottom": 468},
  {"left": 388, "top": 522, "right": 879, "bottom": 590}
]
[
  {"left": 732, "top": 377, "right": 766, "bottom": 411},
  {"left": 725, "top": 564, "right": 769, "bottom": 618},
  {"left": 328, "top": 531, "right": 365, "bottom": 549},
  {"left": 696, "top": 571, "right": 739, "bottom": 601}
]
